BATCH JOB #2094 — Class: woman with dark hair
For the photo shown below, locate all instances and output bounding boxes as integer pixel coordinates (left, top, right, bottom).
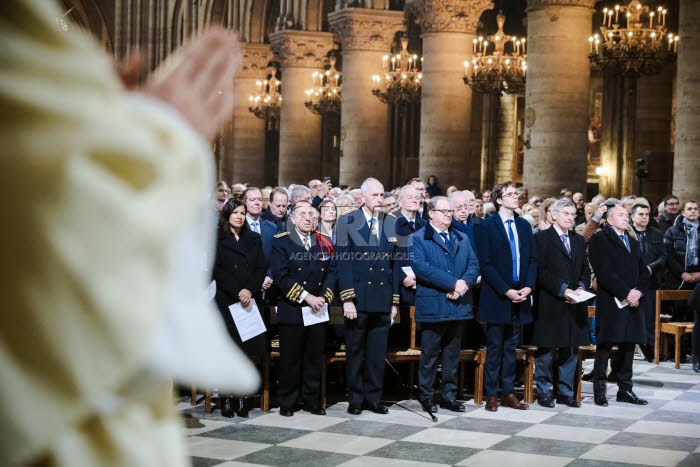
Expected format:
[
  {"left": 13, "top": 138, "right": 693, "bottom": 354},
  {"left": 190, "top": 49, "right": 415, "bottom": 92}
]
[
  {"left": 426, "top": 175, "right": 443, "bottom": 197},
  {"left": 213, "top": 198, "right": 266, "bottom": 417},
  {"left": 318, "top": 199, "right": 337, "bottom": 245}
]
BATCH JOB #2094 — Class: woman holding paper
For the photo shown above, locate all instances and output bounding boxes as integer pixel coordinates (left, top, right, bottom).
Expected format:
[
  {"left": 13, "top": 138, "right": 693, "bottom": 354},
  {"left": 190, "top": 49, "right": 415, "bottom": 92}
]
[{"left": 213, "top": 198, "right": 266, "bottom": 417}]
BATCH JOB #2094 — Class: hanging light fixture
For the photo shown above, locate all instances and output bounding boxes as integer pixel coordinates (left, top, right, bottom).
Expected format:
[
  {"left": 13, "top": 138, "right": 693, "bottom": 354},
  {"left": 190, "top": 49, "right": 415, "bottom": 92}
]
[
  {"left": 588, "top": 0, "right": 677, "bottom": 76},
  {"left": 371, "top": 36, "right": 422, "bottom": 105},
  {"left": 248, "top": 68, "right": 282, "bottom": 121},
  {"left": 304, "top": 55, "right": 342, "bottom": 116},
  {"left": 463, "top": 11, "right": 527, "bottom": 95}
]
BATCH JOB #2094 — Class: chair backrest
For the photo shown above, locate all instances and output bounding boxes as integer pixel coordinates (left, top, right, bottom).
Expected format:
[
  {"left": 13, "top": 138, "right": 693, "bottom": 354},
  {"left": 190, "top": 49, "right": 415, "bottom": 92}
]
[{"left": 409, "top": 306, "right": 417, "bottom": 350}]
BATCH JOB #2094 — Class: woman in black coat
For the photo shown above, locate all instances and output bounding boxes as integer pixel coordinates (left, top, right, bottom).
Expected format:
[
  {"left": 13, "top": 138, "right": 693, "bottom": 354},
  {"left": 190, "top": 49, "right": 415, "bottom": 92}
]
[{"left": 212, "top": 198, "right": 266, "bottom": 416}]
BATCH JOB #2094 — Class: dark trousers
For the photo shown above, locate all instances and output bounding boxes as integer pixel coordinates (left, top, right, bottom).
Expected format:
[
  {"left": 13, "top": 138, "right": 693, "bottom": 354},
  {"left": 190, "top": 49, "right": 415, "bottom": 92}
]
[
  {"left": 534, "top": 347, "right": 577, "bottom": 399},
  {"left": 484, "top": 320, "right": 520, "bottom": 396},
  {"left": 278, "top": 323, "right": 326, "bottom": 410},
  {"left": 418, "top": 321, "right": 464, "bottom": 403},
  {"left": 642, "top": 290, "right": 656, "bottom": 346},
  {"left": 345, "top": 311, "right": 391, "bottom": 407},
  {"left": 592, "top": 342, "right": 635, "bottom": 395}
]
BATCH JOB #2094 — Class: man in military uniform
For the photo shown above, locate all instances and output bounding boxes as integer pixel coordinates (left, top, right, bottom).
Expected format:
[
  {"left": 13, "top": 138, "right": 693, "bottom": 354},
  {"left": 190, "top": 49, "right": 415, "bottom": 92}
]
[
  {"left": 335, "top": 178, "right": 400, "bottom": 415},
  {"left": 270, "top": 201, "right": 336, "bottom": 417}
]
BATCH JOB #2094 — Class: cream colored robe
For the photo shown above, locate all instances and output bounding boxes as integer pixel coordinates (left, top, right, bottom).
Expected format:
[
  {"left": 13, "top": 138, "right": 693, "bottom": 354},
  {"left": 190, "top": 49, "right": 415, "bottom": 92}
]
[{"left": 0, "top": 2, "right": 222, "bottom": 465}]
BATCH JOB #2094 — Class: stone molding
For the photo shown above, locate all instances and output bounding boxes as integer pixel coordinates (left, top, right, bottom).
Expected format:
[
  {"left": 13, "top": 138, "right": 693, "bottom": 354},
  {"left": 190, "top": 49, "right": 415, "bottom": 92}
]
[
  {"left": 269, "top": 30, "right": 335, "bottom": 69},
  {"left": 408, "top": 0, "right": 494, "bottom": 34},
  {"left": 526, "top": 0, "right": 597, "bottom": 11},
  {"left": 328, "top": 8, "right": 406, "bottom": 52},
  {"left": 238, "top": 43, "right": 274, "bottom": 78}
]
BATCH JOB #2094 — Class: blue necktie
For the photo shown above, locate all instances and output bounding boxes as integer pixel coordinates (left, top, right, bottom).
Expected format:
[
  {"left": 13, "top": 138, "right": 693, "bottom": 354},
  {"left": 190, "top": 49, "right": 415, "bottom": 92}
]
[
  {"left": 620, "top": 234, "right": 630, "bottom": 252},
  {"left": 251, "top": 221, "right": 259, "bottom": 233},
  {"left": 507, "top": 219, "right": 518, "bottom": 283},
  {"left": 440, "top": 232, "right": 450, "bottom": 249},
  {"left": 561, "top": 233, "right": 571, "bottom": 255}
]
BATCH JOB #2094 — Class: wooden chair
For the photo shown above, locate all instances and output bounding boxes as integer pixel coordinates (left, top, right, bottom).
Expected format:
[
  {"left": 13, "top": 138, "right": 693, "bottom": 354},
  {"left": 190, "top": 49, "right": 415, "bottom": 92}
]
[
  {"left": 574, "top": 306, "right": 597, "bottom": 403},
  {"left": 459, "top": 348, "right": 486, "bottom": 405},
  {"left": 654, "top": 290, "right": 693, "bottom": 369},
  {"left": 515, "top": 347, "right": 537, "bottom": 404}
]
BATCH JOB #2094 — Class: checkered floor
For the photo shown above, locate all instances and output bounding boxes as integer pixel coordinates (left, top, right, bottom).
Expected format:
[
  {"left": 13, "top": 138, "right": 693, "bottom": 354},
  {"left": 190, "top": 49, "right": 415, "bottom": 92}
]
[{"left": 180, "top": 358, "right": 700, "bottom": 467}]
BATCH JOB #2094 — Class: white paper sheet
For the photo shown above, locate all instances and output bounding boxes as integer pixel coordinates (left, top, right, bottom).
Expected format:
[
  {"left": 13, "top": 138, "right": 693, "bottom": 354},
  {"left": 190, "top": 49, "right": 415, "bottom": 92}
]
[
  {"left": 228, "top": 299, "right": 266, "bottom": 342},
  {"left": 302, "top": 303, "right": 330, "bottom": 327},
  {"left": 564, "top": 289, "right": 596, "bottom": 303},
  {"left": 402, "top": 266, "right": 415, "bottom": 277},
  {"left": 614, "top": 297, "right": 629, "bottom": 309},
  {"left": 207, "top": 280, "right": 216, "bottom": 303}
]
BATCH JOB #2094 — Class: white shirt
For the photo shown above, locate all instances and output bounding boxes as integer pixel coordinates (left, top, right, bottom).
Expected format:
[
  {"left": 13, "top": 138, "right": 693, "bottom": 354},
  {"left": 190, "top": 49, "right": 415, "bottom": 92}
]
[
  {"left": 246, "top": 215, "right": 261, "bottom": 233},
  {"left": 552, "top": 224, "right": 570, "bottom": 252},
  {"left": 498, "top": 211, "right": 520, "bottom": 278},
  {"left": 430, "top": 222, "right": 450, "bottom": 245}
]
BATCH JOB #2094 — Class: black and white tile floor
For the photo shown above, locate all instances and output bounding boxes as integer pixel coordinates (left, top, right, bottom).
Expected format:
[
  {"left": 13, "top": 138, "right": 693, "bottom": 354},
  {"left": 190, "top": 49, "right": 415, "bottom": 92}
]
[{"left": 180, "top": 359, "right": 700, "bottom": 467}]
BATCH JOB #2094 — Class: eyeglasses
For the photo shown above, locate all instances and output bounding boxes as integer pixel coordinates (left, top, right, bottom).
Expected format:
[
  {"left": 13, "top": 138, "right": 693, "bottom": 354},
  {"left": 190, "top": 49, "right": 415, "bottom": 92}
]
[
  {"left": 295, "top": 211, "right": 315, "bottom": 219},
  {"left": 500, "top": 192, "right": 518, "bottom": 198},
  {"left": 431, "top": 209, "right": 454, "bottom": 215}
]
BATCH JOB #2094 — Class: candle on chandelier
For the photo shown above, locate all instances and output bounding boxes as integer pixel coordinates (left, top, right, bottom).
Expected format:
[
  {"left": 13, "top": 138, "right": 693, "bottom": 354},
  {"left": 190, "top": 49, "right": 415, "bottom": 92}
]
[
  {"left": 608, "top": 10, "right": 613, "bottom": 27},
  {"left": 674, "top": 35, "right": 679, "bottom": 53},
  {"left": 595, "top": 38, "right": 600, "bottom": 55},
  {"left": 668, "top": 34, "right": 673, "bottom": 51},
  {"left": 390, "top": 56, "right": 396, "bottom": 71},
  {"left": 521, "top": 38, "right": 526, "bottom": 54},
  {"left": 615, "top": 5, "right": 620, "bottom": 23},
  {"left": 382, "top": 55, "right": 388, "bottom": 71},
  {"left": 588, "top": 36, "right": 594, "bottom": 54},
  {"left": 473, "top": 38, "right": 478, "bottom": 54},
  {"left": 662, "top": 9, "right": 666, "bottom": 26},
  {"left": 649, "top": 11, "right": 654, "bottom": 28}
]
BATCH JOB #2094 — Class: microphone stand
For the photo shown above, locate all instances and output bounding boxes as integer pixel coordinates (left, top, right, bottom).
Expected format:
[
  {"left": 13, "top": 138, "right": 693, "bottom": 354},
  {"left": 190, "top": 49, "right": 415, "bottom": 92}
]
[{"left": 384, "top": 358, "right": 438, "bottom": 422}]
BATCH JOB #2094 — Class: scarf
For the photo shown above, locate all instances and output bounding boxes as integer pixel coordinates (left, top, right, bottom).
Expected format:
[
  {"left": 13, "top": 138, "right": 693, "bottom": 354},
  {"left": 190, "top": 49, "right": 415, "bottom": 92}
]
[{"left": 683, "top": 217, "right": 699, "bottom": 267}]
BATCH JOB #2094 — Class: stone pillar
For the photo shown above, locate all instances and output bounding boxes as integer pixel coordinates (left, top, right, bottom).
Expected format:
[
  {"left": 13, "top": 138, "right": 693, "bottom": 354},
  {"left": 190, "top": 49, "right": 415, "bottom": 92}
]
[
  {"left": 219, "top": 43, "right": 273, "bottom": 185},
  {"left": 270, "top": 31, "right": 335, "bottom": 186},
  {"left": 410, "top": 0, "right": 494, "bottom": 189},
  {"left": 329, "top": 8, "right": 405, "bottom": 188},
  {"left": 523, "top": 0, "right": 597, "bottom": 197},
  {"left": 673, "top": 0, "right": 700, "bottom": 202}
]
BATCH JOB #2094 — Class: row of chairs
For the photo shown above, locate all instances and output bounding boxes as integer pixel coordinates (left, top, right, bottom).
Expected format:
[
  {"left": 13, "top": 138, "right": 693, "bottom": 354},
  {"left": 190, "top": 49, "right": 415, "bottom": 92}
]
[{"left": 192, "top": 290, "right": 693, "bottom": 412}]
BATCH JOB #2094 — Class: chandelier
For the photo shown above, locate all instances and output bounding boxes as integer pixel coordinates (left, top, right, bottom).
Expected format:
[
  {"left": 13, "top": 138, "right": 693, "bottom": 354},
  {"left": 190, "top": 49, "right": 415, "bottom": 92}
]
[
  {"left": 371, "top": 36, "right": 422, "bottom": 105},
  {"left": 248, "top": 69, "right": 282, "bottom": 121},
  {"left": 463, "top": 12, "right": 527, "bottom": 95},
  {"left": 304, "top": 55, "right": 342, "bottom": 116},
  {"left": 588, "top": 0, "right": 678, "bottom": 76}
]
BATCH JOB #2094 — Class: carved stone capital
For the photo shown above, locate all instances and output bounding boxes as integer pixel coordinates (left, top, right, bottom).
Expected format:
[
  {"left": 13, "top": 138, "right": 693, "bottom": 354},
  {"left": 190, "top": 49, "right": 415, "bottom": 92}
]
[
  {"left": 328, "top": 8, "right": 406, "bottom": 52},
  {"left": 408, "top": 0, "right": 494, "bottom": 34},
  {"left": 237, "top": 43, "right": 274, "bottom": 78},
  {"left": 269, "top": 31, "right": 335, "bottom": 69},
  {"left": 526, "top": 0, "right": 597, "bottom": 11}
]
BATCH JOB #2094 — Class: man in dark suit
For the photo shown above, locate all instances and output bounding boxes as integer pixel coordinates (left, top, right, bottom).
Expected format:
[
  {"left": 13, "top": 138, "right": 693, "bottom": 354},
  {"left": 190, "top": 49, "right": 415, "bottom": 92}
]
[
  {"left": 335, "top": 177, "right": 400, "bottom": 415},
  {"left": 474, "top": 181, "right": 537, "bottom": 412},
  {"left": 408, "top": 178, "right": 430, "bottom": 221},
  {"left": 393, "top": 185, "right": 428, "bottom": 307},
  {"left": 261, "top": 187, "right": 289, "bottom": 233},
  {"left": 410, "top": 196, "right": 479, "bottom": 413},
  {"left": 588, "top": 204, "right": 650, "bottom": 406},
  {"left": 270, "top": 200, "right": 336, "bottom": 417},
  {"left": 244, "top": 187, "right": 277, "bottom": 292},
  {"left": 532, "top": 199, "right": 590, "bottom": 408},
  {"left": 449, "top": 190, "right": 475, "bottom": 247}
]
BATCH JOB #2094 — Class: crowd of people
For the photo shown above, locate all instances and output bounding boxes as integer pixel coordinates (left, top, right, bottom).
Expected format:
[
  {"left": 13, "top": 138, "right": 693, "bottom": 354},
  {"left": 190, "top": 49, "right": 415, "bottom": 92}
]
[{"left": 211, "top": 176, "right": 700, "bottom": 416}]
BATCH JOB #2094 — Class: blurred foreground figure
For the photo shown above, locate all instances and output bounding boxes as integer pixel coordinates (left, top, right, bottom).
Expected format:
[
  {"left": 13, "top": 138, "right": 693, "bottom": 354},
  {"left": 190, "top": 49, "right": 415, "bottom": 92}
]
[{"left": 0, "top": 2, "right": 258, "bottom": 466}]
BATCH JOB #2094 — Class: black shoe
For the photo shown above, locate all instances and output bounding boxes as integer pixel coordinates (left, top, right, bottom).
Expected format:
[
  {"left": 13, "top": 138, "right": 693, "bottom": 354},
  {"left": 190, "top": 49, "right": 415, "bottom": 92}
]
[
  {"left": 556, "top": 396, "right": 582, "bottom": 408},
  {"left": 221, "top": 397, "right": 234, "bottom": 418},
  {"left": 537, "top": 395, "right": 555, "bottom": 408},
  {"left": 362, "top": 402, "right": 389, "bottom": 414},
  {"left": 582, "top": 371, "right": 593, "bottom": 381},
  {"left": 347, "top": 405, "right": 362, "bottom": 415},
  {"left": 594, "top": 396, "right": 608, "bottom": 407},
  {"left": 235, "top": 398, "right": 249, "bottom": 418},
  {"left": 439, "top": 399, "right": 466, "bottom": 412},
  {"left": 420, "top": 399, "right": 438, "bottom": 413},
  {"left": 616, "top": 390, "right": 648, "bottom": 405},
  {"left": 279, "top": 408, "right": 294, "bottom": 417},
  {"left": 303, "top": 406, "right": 326, "bottom": 416}
]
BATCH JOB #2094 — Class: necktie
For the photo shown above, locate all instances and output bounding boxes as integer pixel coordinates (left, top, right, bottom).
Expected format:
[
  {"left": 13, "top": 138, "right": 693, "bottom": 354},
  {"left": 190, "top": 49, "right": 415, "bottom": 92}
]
[
  {"left": 369, "top": 218, "right": 378, "bottom": 240},
  {"left": 620, "top": 234, "right": 630, "bottom": 252},
  {"left": 440, "top": 232, "right": 450, "bottom": 249},
  {"left": 507, "top": 219, "right": 519, "bottom": 284},
  {"left": 560, "top": 233, "right": 571, "bottom": 255},
  {"left": 303, "top": 236, "right": 310, "bottom": 251},
  {"left": 251, "top": 221, "right": 259, "bottom": 233},
  {"left": 409, "top": 220, "right": 415, "bottom": 231}
]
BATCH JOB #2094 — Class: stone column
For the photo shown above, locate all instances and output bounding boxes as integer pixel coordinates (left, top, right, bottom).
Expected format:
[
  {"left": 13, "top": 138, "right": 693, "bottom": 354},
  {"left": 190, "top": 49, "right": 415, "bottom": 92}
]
[
  {"left": 219, "top": 43, "right": 273, "bottom": 185},
  {"left": 673, "top": 0, "right": 700, "bottom": 202},
  {"left": 410, "top": 0, "right": 494, "bottom": 189},
  {"left": 329, "top": 8, "right": 405, "bottom": 188},
  {"left": 523, "top": 0, "right": 597, "bottom": 197},
  {"left": 270, "top": 31, "right": 335, "bottom": 186}
]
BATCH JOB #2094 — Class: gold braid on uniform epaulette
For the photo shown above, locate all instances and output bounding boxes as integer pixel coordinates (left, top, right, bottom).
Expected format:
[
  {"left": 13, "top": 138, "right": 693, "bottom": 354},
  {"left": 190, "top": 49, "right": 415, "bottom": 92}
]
[
  {"left": 287, "top": 283, "right": 303, "bottom": 302},
  {"left": 340, "top": 288, "right": 356, "bottom": 301},
  {"left": 318, "top": 231, "right": 332, "bottom": 238},
  {"left": 392, "top": 294, "right": 400, "bottom": 305},
  {"left": 385, "top": 211, "right": 396, "bottom": 218},
  {"left": 274, "top": 231, "right": 290, "bottom": 238},
  {"left": 325, "top": 288, "right": 334, "bottom": 303}
]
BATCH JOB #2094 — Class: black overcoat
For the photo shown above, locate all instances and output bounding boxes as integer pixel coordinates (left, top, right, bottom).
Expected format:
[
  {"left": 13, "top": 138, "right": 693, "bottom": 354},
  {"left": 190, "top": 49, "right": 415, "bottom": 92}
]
[
  {"left": 532, "top": 227, "right": 591, "bottom": 347},
  {"left": 587, "top": 225, "right": 650, "bottom": 344}
]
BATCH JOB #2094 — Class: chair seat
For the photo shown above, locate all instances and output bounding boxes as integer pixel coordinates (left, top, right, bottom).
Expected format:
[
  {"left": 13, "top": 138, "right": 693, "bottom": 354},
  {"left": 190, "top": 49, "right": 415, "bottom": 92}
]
[{"left": 660, "top": 322, "right": 694, "bottom": 333}]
